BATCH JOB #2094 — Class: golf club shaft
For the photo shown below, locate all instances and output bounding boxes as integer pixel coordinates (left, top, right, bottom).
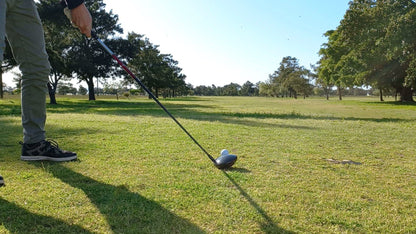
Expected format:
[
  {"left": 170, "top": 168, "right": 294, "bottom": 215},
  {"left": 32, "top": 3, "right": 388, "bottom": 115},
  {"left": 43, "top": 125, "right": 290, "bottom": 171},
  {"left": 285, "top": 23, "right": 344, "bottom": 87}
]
[{"left": 92, "top": 32, "right": 217, "bottom": 164}]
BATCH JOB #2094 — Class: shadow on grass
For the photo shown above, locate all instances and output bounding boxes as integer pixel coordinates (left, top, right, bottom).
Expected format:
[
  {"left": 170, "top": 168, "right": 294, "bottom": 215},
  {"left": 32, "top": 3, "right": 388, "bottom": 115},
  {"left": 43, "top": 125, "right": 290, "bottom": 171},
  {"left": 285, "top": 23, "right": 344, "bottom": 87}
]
[
  {"left": 0, "top": 118, "right": 23, "bottom": 159},
  {"left": 0, "top": 117, "right": 202, "bottom": 233},
  {"left": 225, "top": 167, "right": 251, "bottom": 173},
  {"left": 0, "top": 197, "right": 93, "bottom": 233},
  {"left": 0, "top": 100, "right": 21, "bottom": 116},
  {"left": 43, "top": 99, "right": 411, "bottom": 123},
  {"left": 45, "top": 100, "right": 216, "bottom": 117},
  {"left": 36, "top": 163, "right": 205, "bottom": 233},
  {"left": 1, "top": 98, "right": 409, "bottom": 133},
  {"left": 42, "top": 100, "right": 319, "bottom": 129},
  {"left": 366, "top": 100, "right": 416, "bottom": 106},
  {"left": 221, "top": 171, "right": 294, "bottom": 234},
  {"left": 219, "top": 112, "right": 409, "bottom": 123},
  {"left": 44, "top": 100, "right": 320, "bottom": 129}
]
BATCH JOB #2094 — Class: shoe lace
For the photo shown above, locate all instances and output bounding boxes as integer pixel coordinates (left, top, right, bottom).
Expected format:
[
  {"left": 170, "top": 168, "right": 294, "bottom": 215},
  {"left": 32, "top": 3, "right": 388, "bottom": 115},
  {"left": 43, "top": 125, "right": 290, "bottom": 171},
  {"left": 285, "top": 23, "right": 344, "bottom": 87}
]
[
  {"left": 45, "top": 139, "right": 63, "bottom": 152},
  {"left": 47, "top": 139, "right": 59, "bottom": 148}
]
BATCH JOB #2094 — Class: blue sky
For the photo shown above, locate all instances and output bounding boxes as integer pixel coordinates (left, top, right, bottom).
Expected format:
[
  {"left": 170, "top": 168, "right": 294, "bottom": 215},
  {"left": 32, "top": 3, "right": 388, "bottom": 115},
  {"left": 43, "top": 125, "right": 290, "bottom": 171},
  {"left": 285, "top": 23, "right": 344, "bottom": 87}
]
[
  {"left": 103, "top": 0, "right": 351, "bottom": 87},
  {"left": 2, "top": 1, "right": 350, "bottom": 87}
]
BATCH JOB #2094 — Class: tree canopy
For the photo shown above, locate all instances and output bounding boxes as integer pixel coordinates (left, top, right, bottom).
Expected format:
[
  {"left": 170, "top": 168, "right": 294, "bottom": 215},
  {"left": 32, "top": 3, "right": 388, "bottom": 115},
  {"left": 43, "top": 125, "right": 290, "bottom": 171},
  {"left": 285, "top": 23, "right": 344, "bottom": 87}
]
[
  {"left": 260, "top": 56, "right": 313, "bottom": 99},
  {"left": 318, "top": 0, "right": 416, "bottom": 102}
]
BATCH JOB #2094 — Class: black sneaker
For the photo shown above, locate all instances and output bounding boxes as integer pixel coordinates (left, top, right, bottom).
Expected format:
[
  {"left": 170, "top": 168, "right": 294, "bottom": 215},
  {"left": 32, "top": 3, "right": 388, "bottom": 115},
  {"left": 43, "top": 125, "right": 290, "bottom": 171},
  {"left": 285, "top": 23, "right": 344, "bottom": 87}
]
[
  {"left": 0, "top": 175, "right": 4, "bottom": 187},
  {"left": 20, "top": 140, "right": 77, "bottom": 162}
]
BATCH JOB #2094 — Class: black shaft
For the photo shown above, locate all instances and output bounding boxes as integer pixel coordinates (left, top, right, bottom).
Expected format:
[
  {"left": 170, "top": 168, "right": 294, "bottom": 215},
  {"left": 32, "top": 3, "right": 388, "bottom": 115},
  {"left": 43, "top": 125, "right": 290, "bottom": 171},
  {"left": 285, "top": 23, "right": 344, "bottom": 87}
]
[{"left": 92, "top": 32, "right": 217, "bottom": 164}]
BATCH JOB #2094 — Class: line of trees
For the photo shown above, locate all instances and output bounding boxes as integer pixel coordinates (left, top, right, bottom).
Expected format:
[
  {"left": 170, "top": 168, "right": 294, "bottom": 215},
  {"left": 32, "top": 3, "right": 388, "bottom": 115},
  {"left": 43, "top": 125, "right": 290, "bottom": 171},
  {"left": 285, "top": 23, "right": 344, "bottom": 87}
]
[
  {"left": 0, "top": 0, "right": 188, "bottom": 103},
  {"left": 192, "top": 81, "right": 259, "bottom": 96},
  {"left": 2, "top": 0, "right": 415, "bottom": 102}
]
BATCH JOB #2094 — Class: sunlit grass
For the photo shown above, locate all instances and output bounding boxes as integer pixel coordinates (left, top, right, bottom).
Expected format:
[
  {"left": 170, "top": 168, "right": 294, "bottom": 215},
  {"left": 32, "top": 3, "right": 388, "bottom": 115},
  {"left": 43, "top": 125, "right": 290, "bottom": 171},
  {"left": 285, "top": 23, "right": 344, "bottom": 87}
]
[{"left": 1, "top": 95, "right": 415, "bottom": 233}]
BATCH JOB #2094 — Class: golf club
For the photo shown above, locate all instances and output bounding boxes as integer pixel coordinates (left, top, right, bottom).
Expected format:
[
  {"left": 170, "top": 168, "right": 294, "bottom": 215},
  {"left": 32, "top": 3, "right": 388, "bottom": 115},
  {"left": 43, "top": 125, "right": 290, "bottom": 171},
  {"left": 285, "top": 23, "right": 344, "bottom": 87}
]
[{"left": 91, "top": 31, "right": 237, "bottom": 169}]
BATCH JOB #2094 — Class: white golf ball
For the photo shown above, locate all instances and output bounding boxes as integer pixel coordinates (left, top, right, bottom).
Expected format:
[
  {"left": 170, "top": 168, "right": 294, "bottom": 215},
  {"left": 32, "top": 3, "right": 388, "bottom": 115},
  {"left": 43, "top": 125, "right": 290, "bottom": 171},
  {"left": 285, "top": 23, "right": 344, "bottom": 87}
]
[{"left": 220, "top": 149, "right": 229, "bottom": 155}]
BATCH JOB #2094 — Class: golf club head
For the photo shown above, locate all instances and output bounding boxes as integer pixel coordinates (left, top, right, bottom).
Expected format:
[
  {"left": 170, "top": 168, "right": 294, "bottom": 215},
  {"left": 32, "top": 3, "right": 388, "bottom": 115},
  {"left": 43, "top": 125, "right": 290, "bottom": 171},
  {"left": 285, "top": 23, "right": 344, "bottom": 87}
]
[{"left": 215, "top": 154, "right": 237, "bottom": 169}]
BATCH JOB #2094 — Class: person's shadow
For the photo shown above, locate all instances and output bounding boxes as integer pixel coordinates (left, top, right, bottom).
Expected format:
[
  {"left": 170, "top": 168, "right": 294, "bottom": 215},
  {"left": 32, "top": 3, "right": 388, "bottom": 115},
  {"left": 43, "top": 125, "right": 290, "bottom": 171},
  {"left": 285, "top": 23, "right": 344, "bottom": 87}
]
[
  {"left": 1, "top": 163, "right": 294, "bottom": 233},
  {"left": 0, "top": 196, "right": 93, "bottom": 233},
  {"left": 30, "top": 163, "right": 204, "bottom": 233}
]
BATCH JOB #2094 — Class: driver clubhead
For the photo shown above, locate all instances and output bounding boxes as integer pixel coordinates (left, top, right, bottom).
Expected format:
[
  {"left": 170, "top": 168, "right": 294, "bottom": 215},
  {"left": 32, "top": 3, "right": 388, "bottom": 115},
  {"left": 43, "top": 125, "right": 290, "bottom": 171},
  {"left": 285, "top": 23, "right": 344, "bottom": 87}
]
[{"left": 215, "top": 154, "right": 237, "bottom": 169}]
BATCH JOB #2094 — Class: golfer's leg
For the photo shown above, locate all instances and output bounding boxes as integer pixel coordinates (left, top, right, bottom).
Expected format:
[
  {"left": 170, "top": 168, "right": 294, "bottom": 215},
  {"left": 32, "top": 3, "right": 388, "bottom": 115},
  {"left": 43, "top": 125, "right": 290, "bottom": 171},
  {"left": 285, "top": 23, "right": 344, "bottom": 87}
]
[
  {"left": 0, "top": 0, "right": 6, "bottom": 61},
  {"left": 6, "top": 0, "right": 51, "bottom": 144}
]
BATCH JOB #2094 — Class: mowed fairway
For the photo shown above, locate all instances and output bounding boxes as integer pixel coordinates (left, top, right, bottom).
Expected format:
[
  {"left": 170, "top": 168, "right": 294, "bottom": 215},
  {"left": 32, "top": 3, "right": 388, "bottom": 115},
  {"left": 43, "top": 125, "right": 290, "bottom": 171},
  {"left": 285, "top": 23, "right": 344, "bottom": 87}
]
[{"left": 1, "top": 96, "right": 415, "bottom": 233}]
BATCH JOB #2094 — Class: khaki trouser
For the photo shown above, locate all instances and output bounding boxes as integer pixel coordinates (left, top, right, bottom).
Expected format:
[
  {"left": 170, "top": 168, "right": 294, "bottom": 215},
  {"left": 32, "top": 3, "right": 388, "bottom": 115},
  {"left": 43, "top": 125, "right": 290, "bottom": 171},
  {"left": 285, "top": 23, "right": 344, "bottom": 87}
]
[{"left": 0, "top": 0, "right": 51, "bottom": 143}]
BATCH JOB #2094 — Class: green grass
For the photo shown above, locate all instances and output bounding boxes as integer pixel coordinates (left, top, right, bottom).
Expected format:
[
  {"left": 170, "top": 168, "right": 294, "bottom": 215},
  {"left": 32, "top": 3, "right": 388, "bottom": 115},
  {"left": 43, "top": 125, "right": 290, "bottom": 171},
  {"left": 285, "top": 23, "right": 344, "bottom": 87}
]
[{"left": 1, "top": 95, "right": 416, "bottom": 233}]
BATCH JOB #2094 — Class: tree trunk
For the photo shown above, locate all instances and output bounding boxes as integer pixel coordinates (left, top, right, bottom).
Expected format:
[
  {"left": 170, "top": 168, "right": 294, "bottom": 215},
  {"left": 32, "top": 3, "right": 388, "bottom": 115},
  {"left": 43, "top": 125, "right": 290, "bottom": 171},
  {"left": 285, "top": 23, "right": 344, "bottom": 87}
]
[
  {"left": 47, "top": 82, "right": 57, "bottom": 104},
  {"left": 324, "top": 87, "right": 329, "bottom": 100},
  {"left": 400, "top": 86, "right": 414, "bottom": 102},
  {"left": 379, "top": 89, "right": 384, "bottom": 102},
  {"left": 338, "top": 86, "right": 342, "bottom": 100},
  {"left": 87, "top": 78, "right": 96, "bottom": 101}
]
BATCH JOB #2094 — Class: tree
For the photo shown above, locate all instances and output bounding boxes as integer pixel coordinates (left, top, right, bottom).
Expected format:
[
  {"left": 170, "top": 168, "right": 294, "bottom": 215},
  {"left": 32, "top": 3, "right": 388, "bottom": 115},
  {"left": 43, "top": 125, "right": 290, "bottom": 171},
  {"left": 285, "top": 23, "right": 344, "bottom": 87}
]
[
  {"left": 258, "top": 80, "right": 280, "bottom": 97},
  {"left": 328, "top": 0, "right": 416, "bottom": 102},
  {"left": 317, "top": 29, "right": 359, "bottom": 100},
  {"left": 37, "top": 0, "right": 122, "bottom": 102},
  {"left": 38, "top": 1, "right": 189, "bottom": 101},
  {"left": 65, "top": 0, "right": 122, "bottom": 101},
  {"left": 221, "top": 83, "right": 241, "bottom": 96},
  {"left": 194, "top": 85, "right": 215, "bottom": 96},
  {"left": 268, "top": 56, "right": 312, "bottom": 98},
  {"left": 240, "top": 81, "right": 258, "bottom": 96},
  {"left": 57, "top": 83, "right": 77, "bottom": 95},
  {"left": 78, "top": 85, "right": 88, "bottom": 95},
  {"left": 124, "top": 33, "right": 187, "bottom": 98}
]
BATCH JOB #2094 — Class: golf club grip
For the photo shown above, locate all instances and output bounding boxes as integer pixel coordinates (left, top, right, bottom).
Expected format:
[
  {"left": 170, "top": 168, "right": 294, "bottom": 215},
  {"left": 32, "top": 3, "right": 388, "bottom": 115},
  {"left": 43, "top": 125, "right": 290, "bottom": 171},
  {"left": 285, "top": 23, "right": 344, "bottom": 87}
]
[{"left": 92, "top": 32, "right": 217, "bottom": 164}]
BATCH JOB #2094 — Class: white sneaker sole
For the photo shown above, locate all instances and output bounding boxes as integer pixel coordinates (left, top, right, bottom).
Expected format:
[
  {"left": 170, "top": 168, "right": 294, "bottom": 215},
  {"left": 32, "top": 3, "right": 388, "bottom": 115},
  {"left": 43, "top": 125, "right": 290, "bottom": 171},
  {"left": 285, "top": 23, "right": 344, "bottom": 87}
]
[{"left": 21, "top": 155, "right": 77, "bottom": 162}]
